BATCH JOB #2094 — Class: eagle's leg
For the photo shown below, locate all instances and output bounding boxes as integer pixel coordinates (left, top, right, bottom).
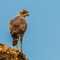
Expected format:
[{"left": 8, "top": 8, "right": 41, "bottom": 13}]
[
  {"left": 14, "top": 44, "right": 18, "bottom": 50},
  {"left": 20, "top": 33, "right": 24, "bottom": 53},
  {"left": 20, "top": 38, "right": 23, "bottom": 53},
  {"left": 16, "top": 44, "right": 18, "bottom": 50}
]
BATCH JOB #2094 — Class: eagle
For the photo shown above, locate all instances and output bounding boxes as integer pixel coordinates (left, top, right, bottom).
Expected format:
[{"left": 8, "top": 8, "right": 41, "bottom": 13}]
[{"left": 9, "top": 9, "right": 29, "bottom": 53}]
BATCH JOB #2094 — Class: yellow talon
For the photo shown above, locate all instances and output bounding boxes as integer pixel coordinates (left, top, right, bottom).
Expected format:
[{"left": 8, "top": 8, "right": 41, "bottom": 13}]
[
  {"left": 21, "top": 51, "right": 23, "bottom": 54},
  {"left": 14, "top": 48, "right": 19, "bottom": 51},
  {"left": 14, "top": 44, "right": 19, "bottom": 51}
]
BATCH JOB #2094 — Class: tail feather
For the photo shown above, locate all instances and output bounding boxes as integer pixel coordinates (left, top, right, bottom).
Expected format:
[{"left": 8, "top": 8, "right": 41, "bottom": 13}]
[
  {"left": 12, "top": 38, "right": 18, "bottom": 46},
  {"left": 12, "top": 33, "right": 19, "bottom": 46}
]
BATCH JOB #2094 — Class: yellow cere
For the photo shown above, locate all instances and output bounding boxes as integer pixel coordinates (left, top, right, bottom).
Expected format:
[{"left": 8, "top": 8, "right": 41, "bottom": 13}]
[{"left": 24, "top": 13, "right": 28, "bottom": 16}]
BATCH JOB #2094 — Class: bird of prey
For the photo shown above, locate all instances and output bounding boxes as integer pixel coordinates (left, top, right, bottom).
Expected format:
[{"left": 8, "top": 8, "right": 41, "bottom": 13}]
[{"left": 9, "top": 9, "right": 29, "bottom": 53}]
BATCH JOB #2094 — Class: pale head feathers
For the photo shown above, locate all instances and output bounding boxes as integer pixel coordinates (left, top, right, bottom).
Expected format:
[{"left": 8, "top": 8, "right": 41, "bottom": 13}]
[{"left": 17, "top": 9, "right": 29, "bottom": 17}]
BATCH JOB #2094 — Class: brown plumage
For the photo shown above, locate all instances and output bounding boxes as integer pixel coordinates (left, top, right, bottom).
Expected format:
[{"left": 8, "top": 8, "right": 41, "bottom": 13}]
[{"left": 9, "top": 9, "right": 29, "bottom": 53}]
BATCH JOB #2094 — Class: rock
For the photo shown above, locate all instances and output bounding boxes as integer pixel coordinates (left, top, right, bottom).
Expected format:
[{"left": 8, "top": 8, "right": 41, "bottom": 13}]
[{"left": 0, "top": 43, "right": 29, "bottom": 60}]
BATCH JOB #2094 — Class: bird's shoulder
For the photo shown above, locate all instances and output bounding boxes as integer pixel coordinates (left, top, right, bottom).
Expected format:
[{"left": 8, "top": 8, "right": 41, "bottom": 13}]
[
  {"left": 9, "top": 16, "right": 20, "bottom": 22},
  {"left": 11, "top": 16, "right": 26, "bottom": 22},
  {"left": 9, "top": 16, "right": 27, "bottom": 27}
]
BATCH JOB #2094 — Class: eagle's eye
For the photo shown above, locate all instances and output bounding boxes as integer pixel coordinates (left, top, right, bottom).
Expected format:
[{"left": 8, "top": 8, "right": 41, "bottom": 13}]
[{"left": 22, "top": 12, "right": 25, "bottom": 14}]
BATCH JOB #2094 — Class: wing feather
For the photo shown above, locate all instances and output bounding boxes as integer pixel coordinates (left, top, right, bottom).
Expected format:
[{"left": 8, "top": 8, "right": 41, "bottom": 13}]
[{"left": 9, "top": 16, "right": 27, "bottom": 36}]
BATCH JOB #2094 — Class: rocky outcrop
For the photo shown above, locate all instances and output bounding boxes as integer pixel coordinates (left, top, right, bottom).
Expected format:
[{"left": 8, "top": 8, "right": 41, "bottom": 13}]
[{"left": 0, "top": 43, "right": 29, "bottom": 60}]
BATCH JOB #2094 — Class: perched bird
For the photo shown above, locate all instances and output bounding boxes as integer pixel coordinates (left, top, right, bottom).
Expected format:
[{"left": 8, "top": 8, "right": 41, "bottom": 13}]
[{"left": 9, "top": 9, "right": 29, "bottom": 53}]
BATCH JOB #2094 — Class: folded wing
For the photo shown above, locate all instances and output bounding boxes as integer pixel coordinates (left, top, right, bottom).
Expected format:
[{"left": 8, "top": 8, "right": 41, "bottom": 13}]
[{"left": 9, "top": 16, "right": 27, "bottom": 37}]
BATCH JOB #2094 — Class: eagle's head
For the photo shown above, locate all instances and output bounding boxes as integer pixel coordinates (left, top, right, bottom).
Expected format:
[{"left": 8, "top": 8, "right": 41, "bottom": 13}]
[{"left": 18, "top": 9, "right": 29, "bottom": 17}]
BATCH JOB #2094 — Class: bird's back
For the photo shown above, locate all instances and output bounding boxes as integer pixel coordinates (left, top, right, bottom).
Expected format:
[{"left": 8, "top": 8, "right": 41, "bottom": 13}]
[{"left": 9, "top": 16, "right": 27, "bottom": 36}]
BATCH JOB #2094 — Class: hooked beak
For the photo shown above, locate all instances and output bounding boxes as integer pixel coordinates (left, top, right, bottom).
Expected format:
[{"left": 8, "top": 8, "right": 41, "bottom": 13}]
[
  {"left": 27, "top": 14, "right": 29, "bottom": 16},
  {"left": 24, "top": 13, "right": 29, "bottom": 16}
]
